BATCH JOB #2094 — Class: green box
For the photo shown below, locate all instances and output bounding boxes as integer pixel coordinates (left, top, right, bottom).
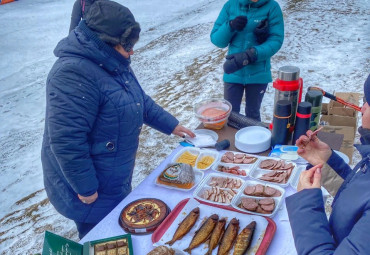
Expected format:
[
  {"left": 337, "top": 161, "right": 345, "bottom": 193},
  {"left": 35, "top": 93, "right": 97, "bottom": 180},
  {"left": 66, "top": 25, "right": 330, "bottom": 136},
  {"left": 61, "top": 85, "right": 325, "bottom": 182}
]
[{"left": 42, "top": 231, "right": 133, "bottom": 255}]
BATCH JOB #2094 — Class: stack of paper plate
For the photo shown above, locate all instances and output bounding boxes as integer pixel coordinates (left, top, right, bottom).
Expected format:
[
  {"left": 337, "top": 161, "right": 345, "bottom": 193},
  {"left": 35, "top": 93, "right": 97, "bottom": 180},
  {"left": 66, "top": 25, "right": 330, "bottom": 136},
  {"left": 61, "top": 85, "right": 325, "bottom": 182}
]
[{"left": 235, "top": 126, "right": 271, "bottom": 153}]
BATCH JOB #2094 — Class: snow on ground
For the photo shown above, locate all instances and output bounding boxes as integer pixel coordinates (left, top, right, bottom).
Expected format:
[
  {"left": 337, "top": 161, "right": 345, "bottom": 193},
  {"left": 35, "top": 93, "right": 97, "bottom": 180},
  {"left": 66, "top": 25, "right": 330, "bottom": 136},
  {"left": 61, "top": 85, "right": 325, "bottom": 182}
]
[{"left": 0, "top": 0, "right": 369, "bottom": 254}]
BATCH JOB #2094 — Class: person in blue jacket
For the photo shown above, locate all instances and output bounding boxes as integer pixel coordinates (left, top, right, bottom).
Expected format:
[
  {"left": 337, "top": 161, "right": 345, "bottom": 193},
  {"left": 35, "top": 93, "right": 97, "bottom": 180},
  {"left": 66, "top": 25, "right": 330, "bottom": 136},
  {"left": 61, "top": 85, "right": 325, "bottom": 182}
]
[
  {"left": 210, "top": 0, "right": 284, "bottom": 121},
  {"left": 42, "top": 1, "right": 194, "bottom": 239},
  {"left": 286, "top": 75, "right": 370, "bottom": 254}
]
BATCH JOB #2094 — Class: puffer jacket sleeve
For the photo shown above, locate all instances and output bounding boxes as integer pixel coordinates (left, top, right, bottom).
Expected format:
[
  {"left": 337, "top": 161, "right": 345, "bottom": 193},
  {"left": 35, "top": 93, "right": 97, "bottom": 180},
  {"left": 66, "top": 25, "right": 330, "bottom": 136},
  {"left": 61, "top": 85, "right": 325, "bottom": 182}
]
[
  {"left": 287, "top": 189, "right": 370, "bottom": 254},
  {"left": 69, "top": 0, "right": 82, "bottom": 33},
  {"left": 286, "top": 188, "right": 336, "bottom": 254},
  {"left": 210, "top": 1, "right": 236, "bottom": 48},
  {"left": 47, "top": 64, "right": 99, "bottom": 197},
  {"left": 253, "top": 1, "right": 284, "bottom": 61},
  {"left": 326, "top": 151, "right": 352, "bottom": 180},
  {"left": 142, "top": 91, "right": 179, "bottom": 135}
]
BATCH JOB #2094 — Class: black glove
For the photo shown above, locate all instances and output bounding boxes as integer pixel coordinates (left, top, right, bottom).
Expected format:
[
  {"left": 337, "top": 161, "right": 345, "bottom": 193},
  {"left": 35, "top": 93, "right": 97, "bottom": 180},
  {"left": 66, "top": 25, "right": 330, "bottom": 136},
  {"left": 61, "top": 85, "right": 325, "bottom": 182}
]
[
  {"left": 254, "top": 19, "right": 269, "bottom": 44},
  {"left": 229, "top": 16, "right": 248, "bottom": 31},
  {"left": 223, "top": 48, "right": 257, "bottom": 74}
]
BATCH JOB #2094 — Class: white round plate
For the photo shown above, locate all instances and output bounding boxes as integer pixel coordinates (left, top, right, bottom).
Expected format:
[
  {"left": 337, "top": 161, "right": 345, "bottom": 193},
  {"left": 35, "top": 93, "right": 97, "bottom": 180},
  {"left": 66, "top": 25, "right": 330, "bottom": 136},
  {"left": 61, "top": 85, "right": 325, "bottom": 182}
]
[{"left": 193, "top": 129, "right": 218, "bottom": 141}]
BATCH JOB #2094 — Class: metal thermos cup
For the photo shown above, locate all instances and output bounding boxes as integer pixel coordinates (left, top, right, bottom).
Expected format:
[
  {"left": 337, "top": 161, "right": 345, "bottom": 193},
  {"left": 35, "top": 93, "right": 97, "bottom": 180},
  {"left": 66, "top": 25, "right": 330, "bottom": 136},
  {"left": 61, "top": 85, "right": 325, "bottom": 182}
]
[
  {"left": 292, "top": 102, "right": 312, "bottom": 145},
  {"left": 271, "top": 100, "right": 292, "bottom": 147},
  {"left": 305, "top": 90, "right": 323, "bottom": 131},
  {"left": 273, "top": 66, "right": 303, "bottom": 130}
]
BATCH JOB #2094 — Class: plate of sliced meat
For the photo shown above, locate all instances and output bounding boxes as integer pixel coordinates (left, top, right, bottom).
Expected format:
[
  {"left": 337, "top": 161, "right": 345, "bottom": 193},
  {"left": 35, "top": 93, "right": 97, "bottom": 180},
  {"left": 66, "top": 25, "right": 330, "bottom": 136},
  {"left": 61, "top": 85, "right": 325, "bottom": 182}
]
[
  {"left": 213, "top": 163, "right": 249, "bottom": 177},
  {"left": 249, "top": 157, "right": 297, "bottom": 187},
  {"left": 231, "top": 180, "right": 285, "bottom": 217},
  {"left": 220, "top": 151, "right": 259, "bottom": 165},
  {"left": 193, "top": 173, "right": 245, "bottom": 206}
]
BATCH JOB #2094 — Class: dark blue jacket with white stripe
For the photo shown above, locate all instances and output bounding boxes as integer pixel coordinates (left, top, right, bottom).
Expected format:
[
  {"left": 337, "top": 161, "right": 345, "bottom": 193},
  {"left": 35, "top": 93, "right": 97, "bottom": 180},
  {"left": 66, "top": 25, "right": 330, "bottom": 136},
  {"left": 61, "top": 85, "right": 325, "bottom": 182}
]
[
  {"left": 42, "top": 21, "right": 178, "bottom": 224},
  {"left": 286, "top": 127, "right": 370, "bottom": 254}
]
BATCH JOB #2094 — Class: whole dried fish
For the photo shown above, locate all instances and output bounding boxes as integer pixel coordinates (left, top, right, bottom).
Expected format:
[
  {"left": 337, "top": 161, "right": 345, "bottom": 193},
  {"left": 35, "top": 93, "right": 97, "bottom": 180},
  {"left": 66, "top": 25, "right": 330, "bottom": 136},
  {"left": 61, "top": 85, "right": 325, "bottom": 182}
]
[
  {"left": 165, "top": 207, "right": 200, "bottom": 246},
  {"left": 217, "top": 218, "right": 239, "bottom": 255},
  {"left": 184, "top": 214, "right": 219, "bottom": 254},
  {"left": 233, "top": 221, "right": 256, "bottom": 255},
  {"left": 206, "top": 218, "right": 226, "bottom": 255}
]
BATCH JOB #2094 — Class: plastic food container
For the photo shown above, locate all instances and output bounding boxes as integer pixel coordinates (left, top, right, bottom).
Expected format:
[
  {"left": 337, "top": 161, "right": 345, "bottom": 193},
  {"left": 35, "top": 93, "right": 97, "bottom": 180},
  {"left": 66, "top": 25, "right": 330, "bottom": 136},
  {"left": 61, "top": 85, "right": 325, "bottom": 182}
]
[
  {"left": 212, "top": 162, "right": 252, "bottom": 178},
  {"left": 172, "top": 147, "right": 201, "bottom": 167},
  {"left": 249, "top": 156, "right": 297, "bottom": 187},
  {"left": 195, "top": 150, "right": 219, "bottom": 170},
  {"left": 194, "top": 98, "right": 232, "bottom": 130},
  {"left": 193, "top": 172, "right": 244, "bottom": 206},
  {"left": 218, "top": 150, "right": 260, "bottom": 166},
  {"left": 172, "top": 147, "right": 219, "bottom": 171},
  {"left": 231, "top": 180, "right": 285, "bottom": 218},
  {"left": 235, "top": 126, "right": 272, "bottom": 153}
]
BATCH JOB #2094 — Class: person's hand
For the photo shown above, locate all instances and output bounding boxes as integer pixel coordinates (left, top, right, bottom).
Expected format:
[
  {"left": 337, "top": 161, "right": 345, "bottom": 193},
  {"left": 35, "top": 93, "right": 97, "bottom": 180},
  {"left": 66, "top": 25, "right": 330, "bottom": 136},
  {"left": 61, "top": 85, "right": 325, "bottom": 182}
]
[
  {"left": 254, "top": 19, "right": 269, "bottom": 44},
  {"left": 229, "top": 16, "right": 248, "bottom": 31},
  {"left": 172, "top": 125, "right": 195, "bottom": 138},
  {"left": 295, "top": 130, "right": 332, "bottom": 165},
  {"left": 297, "top": 164, "right": 322, "bottom": 192},
  {"left": 78, "top": 192, "right": 98, "bottom": 204},
  {"left": 223, "top": 48, "right": 257, "bottom": 74}
]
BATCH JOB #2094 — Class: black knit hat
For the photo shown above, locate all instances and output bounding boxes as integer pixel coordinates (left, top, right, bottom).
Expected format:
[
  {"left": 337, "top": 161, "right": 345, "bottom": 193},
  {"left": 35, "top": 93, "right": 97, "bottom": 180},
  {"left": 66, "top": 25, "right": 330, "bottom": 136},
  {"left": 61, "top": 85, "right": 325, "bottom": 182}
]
[
  {"left": 364, "top": 74, "right": 370, "bottom": 104},
  {"left": 85, "top": 1, "right": 140, "bottom": 51}
]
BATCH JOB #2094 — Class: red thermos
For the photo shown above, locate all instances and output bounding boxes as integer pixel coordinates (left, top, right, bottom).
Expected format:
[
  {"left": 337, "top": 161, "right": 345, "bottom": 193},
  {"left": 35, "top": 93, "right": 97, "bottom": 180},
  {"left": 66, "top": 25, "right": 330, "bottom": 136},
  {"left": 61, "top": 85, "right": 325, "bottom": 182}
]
[{"left": 273, "top": 66, "right": 303, "bottom": 132}]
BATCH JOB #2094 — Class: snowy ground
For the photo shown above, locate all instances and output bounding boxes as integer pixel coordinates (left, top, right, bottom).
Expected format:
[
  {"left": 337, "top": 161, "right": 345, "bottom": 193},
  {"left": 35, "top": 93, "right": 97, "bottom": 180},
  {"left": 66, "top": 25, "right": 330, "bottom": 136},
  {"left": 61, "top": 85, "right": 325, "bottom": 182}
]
[{"left": 0, "top": 0, "right": 369, "bottom": 253}]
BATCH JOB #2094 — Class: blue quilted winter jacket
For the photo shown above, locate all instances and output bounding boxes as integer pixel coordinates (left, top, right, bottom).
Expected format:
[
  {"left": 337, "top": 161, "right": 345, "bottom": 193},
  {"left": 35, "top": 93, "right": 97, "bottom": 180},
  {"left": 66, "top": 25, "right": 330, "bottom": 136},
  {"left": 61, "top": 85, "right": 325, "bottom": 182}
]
[
  {"left": 41, "top": 21, "right": 179, "bottom": 224},
  {"left": 286, "top": 134, "right": 370, "bottom": 254},
  {"left": 210, "top": 0, "right": 284, "bottom": 84}
]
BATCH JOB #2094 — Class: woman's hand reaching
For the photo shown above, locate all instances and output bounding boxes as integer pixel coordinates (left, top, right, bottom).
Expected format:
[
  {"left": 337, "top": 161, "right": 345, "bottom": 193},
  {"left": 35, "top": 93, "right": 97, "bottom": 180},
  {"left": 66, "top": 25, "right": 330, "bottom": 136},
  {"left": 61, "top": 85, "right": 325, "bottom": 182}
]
[{"left": 172, "top": 125, "right": 195, "bottom": 138}]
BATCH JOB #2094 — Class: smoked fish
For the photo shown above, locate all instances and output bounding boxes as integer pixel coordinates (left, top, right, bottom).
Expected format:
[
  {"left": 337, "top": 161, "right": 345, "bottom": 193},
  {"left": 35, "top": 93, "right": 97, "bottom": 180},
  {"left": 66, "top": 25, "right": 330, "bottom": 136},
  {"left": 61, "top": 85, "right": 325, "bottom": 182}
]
[
  {"left": 184, "top": 214, "right": 219, "bottom": 254},
  {"left": 217, "top": 218, "right": 239, "bottom": 255},
  {"left": 233, "top": 221, "right": 256, "bottom": 255},
  {"left": 206, "top": 218, "right": 226, "bottom": 255},
  {"left": 165, "top": 207, "right": 200, "bottom": 246}
]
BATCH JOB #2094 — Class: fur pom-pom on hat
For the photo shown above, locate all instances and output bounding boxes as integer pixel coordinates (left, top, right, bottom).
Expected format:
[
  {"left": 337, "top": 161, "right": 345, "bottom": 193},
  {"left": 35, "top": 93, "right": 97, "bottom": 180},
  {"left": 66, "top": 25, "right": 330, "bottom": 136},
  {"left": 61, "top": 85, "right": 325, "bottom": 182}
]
[{"left": 85, "top": 1, "right": 140, "bottom": 50}]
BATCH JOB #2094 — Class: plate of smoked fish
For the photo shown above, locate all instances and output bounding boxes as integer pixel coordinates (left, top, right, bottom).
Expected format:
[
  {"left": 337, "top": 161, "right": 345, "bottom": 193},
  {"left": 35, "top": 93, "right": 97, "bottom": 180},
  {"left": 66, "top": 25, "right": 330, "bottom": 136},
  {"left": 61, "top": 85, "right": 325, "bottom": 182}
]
[
  {"left": 231, "top": 180, "right": 285, "bottom": 218},
  {"left": 152, "top": 198, "right": 276, "bottom": 255}
]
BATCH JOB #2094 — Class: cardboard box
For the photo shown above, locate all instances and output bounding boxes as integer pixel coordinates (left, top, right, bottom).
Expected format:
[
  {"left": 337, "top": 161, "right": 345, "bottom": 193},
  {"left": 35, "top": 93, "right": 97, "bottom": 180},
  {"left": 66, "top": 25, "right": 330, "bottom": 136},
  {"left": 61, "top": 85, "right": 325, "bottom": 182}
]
[
  {"left": 320, "top": 114, "right": 357, "bottom": 136},
  {"left": 320, "top": 125, "right": 355, "bottom": 164},
  {"left": 42, "top": 231, "right": 133, "bottom": 255},
  {"left": 328, "top": 92, "right": 361, "bottom": 118},
  {"left": 319, "top": 92, "right": 361, "bottom": 164}
]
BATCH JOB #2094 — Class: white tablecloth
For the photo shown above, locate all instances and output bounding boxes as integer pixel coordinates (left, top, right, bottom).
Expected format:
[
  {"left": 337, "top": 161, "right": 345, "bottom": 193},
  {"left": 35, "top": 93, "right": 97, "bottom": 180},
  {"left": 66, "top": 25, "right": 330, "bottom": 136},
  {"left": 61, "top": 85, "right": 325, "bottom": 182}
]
[{"left": 80, "top": 146, "right": 298, "bottom": 255}]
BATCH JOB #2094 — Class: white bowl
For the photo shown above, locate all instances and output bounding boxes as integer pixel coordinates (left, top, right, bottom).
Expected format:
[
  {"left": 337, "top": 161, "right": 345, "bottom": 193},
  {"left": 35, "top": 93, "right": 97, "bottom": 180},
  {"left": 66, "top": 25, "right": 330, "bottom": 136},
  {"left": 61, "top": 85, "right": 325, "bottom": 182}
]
[{"left": 235, "top": 126, "right": 271, "bottom": 153}]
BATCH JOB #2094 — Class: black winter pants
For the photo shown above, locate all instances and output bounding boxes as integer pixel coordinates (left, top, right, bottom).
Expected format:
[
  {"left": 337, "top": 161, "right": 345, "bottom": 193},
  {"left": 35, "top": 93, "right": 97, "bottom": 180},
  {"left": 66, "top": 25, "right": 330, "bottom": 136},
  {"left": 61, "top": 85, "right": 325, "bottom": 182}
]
[{"left": 224, "top": 82, "right": 268, "bottom": 121}]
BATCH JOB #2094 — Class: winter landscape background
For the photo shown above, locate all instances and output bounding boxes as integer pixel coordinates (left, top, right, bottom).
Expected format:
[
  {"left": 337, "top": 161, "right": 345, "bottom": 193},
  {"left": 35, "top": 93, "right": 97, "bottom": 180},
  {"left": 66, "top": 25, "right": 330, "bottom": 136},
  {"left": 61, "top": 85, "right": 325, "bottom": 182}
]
[{"left": 0, "top": 0, "right": 369, "bottom": 254}]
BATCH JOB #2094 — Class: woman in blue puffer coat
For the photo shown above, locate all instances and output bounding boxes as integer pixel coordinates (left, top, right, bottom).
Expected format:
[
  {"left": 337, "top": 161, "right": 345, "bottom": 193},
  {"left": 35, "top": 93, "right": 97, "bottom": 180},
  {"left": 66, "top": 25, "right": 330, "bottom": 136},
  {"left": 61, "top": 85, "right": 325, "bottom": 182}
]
[
  {"left": 286, "top": 75, "right": 370, "bottom": 254},
  {"left": 42, "top": 1, "right": 194, "bottom": 239},
  {"left": 210, "top": 0, "right": 284, "bottom": 121}
]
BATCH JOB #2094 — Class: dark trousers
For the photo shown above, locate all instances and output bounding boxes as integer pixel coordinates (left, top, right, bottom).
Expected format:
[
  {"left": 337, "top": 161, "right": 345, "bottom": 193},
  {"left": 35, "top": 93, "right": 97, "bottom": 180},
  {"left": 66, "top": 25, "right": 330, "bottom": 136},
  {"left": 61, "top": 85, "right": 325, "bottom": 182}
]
[
  {"left": 74, "top": 221, "right": 97, "bottom": 239},
  {"left": 224, "top": 82, "right": 268, "bottom": 121}
]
